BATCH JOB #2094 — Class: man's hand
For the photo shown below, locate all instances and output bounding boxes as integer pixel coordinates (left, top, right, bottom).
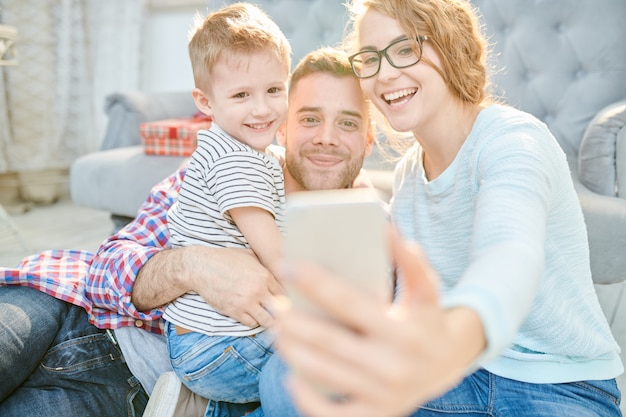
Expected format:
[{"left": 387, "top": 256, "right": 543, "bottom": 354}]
[{"left": 132, "top": 246, "right": 283, "bottom": 328}]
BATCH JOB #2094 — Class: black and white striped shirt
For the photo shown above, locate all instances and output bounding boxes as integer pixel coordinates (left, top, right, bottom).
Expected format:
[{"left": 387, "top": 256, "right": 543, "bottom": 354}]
[{"left": 164, "top": 124, "right": 285, "bottom": 336}]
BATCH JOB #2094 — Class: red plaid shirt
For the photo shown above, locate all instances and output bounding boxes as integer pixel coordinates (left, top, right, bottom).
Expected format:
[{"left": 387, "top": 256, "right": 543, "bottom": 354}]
[{"left": 0, "top": 167, "right": 186, "bottom": 335}]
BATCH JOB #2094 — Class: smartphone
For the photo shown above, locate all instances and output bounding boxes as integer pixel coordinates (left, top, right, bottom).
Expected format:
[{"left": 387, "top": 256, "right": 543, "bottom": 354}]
[{"left": 283, "top": 188, "right": 392, "bottom": 315}]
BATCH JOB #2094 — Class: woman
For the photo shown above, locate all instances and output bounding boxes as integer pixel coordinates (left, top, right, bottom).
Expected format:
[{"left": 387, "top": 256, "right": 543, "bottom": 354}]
[{"left": 272, "top": 0, "right": 623, "bottom": 416}]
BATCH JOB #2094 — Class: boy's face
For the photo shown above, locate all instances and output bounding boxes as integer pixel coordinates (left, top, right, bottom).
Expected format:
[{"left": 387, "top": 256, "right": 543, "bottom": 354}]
[
  {"left": 194, "top": 51, "right": 289, "bottom": 152},
  {"left": 280, "top": 72, "right": 373, "bottom": 192}
]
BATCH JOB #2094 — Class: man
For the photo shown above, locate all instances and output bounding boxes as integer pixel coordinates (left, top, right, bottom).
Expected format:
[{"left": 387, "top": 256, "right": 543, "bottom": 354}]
[{"left": 0, "top": 47, "right": 375, "bottom": 416}]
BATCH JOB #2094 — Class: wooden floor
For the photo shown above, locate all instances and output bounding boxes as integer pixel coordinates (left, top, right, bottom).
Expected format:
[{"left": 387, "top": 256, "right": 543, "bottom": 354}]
[{"left": 0, "top": 196, "right": 113, "bottom": 268}]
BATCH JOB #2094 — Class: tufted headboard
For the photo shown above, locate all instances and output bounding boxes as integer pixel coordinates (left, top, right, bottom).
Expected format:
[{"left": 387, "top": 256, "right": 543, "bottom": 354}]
[
  {"left": 472, "top": 0, "right": 626, "bottom": 159},
  {"left": 205, "top": 0, "right": 347, "bottom": 67}
]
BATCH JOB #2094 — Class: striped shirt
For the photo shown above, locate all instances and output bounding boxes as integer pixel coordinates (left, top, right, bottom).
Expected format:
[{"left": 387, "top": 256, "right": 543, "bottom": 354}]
[{"left": 164, "top": 124, "right": 285, "bottom": 336}]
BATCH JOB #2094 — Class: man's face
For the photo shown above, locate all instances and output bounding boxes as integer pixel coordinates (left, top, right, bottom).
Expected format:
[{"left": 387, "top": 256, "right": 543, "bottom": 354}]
[{"left": 280, "top": 72, "right": 373, "bottom": 192}]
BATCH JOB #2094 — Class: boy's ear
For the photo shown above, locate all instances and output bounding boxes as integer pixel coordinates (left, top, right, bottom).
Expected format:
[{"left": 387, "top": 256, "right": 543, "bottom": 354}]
[
  {"left": 276, "top": 121, "right": 287, "bottom": 146},
  {"left": 192, "top": 88, "right": 213, "bottom": 117}
]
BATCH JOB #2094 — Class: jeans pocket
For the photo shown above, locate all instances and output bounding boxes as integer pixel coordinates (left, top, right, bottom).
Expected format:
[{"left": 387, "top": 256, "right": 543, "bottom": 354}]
[
  {"left": 175, "top": 338, "right": 271, "bottom": 403},
  {"left": 572, "top": 380, "right": 621, "bottom": 406},
  {"left": 41, "top": 333, "right": 122, "bottom": 373},
  {"left": 35, "top": 332, "right": 146, "bottom": 417}
]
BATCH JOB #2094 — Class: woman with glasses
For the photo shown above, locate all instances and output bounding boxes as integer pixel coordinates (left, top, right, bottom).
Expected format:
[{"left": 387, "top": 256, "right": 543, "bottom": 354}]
[{"left": 271, "top": 0, "right": 623, "bottom": 416}]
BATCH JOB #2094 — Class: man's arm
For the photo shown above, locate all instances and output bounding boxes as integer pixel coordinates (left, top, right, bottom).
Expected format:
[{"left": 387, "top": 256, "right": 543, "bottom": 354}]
[
  {"left": 133, "top": 244, "right": 282, "bottom": 328},
  {"left": 86, "top": 166, "right": 282, "bottom": 331}
]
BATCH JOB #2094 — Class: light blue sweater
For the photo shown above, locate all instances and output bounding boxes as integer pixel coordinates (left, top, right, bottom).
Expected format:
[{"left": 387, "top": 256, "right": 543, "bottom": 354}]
[{"left": 391, "top": 104, "right": 623, "bottom": 383}]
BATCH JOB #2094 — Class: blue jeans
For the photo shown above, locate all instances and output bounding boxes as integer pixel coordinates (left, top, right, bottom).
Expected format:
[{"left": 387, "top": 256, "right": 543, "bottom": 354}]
[
  {"left": 0, "top": 286, "right": 148, "bottom": 416},
  {"left": 258, "top": 353, "right": 297, "bottom": 416},
  {"left": 258, "top": 356, "right": 622, "bottom": 417},
  {"left": 414, "top": 368, "right": 622, "bottom": 416},
  {"left": 166, "top": 321, "right": 273, "bottom": 417}
]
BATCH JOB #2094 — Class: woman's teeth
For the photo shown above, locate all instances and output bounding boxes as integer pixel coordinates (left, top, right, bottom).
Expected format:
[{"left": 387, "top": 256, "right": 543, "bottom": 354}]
[{"left": 383, "top": 88, "right": 417, "bottom": 105}]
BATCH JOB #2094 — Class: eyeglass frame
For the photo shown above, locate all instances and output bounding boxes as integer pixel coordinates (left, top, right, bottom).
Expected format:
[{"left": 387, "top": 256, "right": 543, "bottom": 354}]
[{"left": 348, "top": 35, "right": 428, "bottom": 79}]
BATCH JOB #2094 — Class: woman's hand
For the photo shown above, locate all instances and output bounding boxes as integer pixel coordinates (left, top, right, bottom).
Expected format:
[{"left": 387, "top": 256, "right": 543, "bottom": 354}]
[{"left": 273, "top": 231, "right": 485, "bottom": 417}]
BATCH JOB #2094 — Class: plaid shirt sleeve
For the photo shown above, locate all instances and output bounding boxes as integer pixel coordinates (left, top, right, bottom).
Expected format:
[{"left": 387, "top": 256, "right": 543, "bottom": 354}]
[
  {"left": 85, "top": 166, "right": 186, "bottom": 334},
  {"left": 0, "top": 249, "right": 95, "bottom": 309}
]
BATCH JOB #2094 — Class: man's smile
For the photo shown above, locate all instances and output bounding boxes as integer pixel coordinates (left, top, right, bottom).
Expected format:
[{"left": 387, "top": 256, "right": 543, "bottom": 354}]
[{"left": 304, "top": 153, "right": 344, "bottom": 167}]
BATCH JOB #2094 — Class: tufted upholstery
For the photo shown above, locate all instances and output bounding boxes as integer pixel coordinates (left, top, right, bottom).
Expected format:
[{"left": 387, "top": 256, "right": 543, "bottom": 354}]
[
  {"left": 206, "top": 0, "right": 347, "bottom": 66},
  {"left": 473, "top": 0, "right": 626, "bottom": 158}
]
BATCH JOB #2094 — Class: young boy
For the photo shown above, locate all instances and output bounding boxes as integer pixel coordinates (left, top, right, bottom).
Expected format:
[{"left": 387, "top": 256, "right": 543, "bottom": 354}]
[{"left": 162, "top": 2, "right": 291, "bottom": 413}]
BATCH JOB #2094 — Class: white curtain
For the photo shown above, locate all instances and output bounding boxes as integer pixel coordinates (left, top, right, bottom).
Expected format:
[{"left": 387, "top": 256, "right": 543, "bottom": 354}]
[
  {"left": 0, "top": 61, "right": 11, "bottom": 173},
  {"left": 0, "top": 0, "right": 145, "bottom": 173}
]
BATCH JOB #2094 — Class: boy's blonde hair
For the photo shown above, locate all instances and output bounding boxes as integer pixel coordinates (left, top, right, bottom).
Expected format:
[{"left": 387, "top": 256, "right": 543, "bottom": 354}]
[{"left": 189, "top": 2, "right": 292, "bottom": 90}]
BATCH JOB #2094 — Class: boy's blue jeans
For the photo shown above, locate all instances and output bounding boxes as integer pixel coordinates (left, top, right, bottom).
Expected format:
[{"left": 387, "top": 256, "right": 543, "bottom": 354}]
[
  {"left": 0, "top": 286, "right": 148, "bottom": 416},
  {"left": 259, "top": 355, "right": 622, "bottom": 417},
  {"left": 166, "top": 321, "right": 274, "bottom": 417}
]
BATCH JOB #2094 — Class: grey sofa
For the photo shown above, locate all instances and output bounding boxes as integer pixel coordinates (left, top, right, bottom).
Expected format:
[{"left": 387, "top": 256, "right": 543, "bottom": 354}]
[{"left": 71, "top": 0, "right": 626, "bottom": 286}]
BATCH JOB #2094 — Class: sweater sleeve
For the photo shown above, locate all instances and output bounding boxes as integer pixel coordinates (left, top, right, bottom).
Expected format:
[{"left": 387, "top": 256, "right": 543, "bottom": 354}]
[{"left": 443, "top": 117, "right": 566, "bottom": 365}]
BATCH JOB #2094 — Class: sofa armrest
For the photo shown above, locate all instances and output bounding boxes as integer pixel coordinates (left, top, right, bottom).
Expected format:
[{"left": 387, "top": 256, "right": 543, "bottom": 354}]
[
  {"left": 100, "top": 91, "right": 196, "bottom": 150},
  {"left": 70, "top": 146, "right": 188, "bottom": 218},
  {"left": 571, "top": 164, "right": 626, "bottom": 285}
]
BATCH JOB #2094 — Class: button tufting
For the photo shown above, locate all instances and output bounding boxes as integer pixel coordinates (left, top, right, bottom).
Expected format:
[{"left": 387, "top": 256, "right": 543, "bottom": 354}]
[{"left": 524, "top": 70, "right": 533, "bottom": 81}]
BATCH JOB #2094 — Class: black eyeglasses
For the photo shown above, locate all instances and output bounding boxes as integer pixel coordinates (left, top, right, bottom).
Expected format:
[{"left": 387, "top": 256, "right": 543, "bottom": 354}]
[{"left": 348, "top": 35, "right": 427, "bottom": 79}]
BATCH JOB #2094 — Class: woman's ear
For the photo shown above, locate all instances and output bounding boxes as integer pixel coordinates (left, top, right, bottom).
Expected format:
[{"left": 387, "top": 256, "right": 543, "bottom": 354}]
[{"left": 192, "top": 88, "right": 213, "bottom": 117}]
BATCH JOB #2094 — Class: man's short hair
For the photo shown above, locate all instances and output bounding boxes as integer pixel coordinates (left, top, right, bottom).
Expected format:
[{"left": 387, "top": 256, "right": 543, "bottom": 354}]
[{"left": 289, "top": 47, "right": 356, "bottom": 96}]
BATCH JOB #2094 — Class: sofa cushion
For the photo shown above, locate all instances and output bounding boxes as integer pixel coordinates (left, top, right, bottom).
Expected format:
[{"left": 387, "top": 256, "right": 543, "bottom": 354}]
[
  {"left": 616, "top": 119, "right": 626, "bottom": 199},
  {"left": 100, "top": 92, "right": 197, "bottom": 150},
  {"left": 578, "top": 100, "right": 626, "bottom": 197}
]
